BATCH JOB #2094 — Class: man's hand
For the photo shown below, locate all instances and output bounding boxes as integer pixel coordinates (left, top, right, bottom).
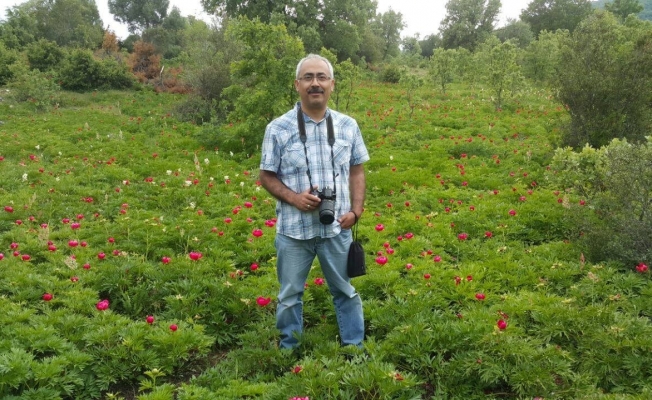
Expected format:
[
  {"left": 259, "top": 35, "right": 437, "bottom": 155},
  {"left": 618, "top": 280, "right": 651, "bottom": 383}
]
[
  {"left": 294, "top": 187, "right": 321, "bottom": 212},
  {"left": 337, "top": 211, "right": 357, "bottom": 230}
]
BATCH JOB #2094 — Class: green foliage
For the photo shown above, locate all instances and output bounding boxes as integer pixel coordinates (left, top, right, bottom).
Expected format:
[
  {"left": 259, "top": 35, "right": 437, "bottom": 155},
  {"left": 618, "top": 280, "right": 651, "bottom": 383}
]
[
  {"left": 218, "top": 17, "right": 303, "bottom": 154},
  {"left": 549, "top": 138, "right": 652, "bottom": 265},
  {"left": 25, "top": 39, "right": 65, "bottom": 72},
  {"left": 440, "top": 0, "right": 502, "bottom": 51},
  {"left": 108, "top": 0, "right": 170, "bottom": 34},
  {"left": 430, "top": 48, "right": 456, "bottom": 94},
  {"left": 141, "top": 7, "right": 188, "bottom": 59},
  {"left": 521, "top": 0, "right": 594, "bottom": 37},
  {"left": 521, "top": 29, "right": 568, "bottom": 85},
  {"left": 331, "top": 56, "right": 360, "bottom": 112},
  {"left": 6, "top": 61, "right": 61, "bottom": 112},
  {"left": 605, "top": 0, "right": 645, "bottom": 19},
  {"left": 476, "top": 37, "right": 524, "bottom": 110},
  {"left": 379, "top": 63, "right": 403, "bottom": 83},
  {"left": 0, "top": 41, "right": 19, "bottom": 86},
  {"left": 554, "top": 11, "right": 652, "bottom": 148},
  {"left": 57, "top": 49, "right": 134, "bottom": 92},
  {"left": 2, "top": 73, "right": 652, "bottom": 399},
  {"left": 494, "top": 18, "right": 535, "bottom": 48}
]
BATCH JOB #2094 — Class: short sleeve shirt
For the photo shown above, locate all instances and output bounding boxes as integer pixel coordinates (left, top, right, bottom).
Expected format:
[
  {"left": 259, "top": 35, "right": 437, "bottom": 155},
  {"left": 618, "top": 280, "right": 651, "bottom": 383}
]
[{"left": 260, "top": 104, "right": 370, "bottom": 240}]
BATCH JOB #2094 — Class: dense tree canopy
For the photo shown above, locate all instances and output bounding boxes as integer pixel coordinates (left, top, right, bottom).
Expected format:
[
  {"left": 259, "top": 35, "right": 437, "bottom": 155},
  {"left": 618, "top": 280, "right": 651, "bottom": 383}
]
[
  {"left": 108, "top": 0, "right": 170, "bottom": 33},
  {"left": 439, "top": 0, "right": 502, "bottom": 50},
  {"left": 605, "top": 0, "right": 644, "bottom": 19},
  {"left": 0, "top": 0, "right": 103, "bottom": 49},
  {"left": 520, "top": 0, "right": 593, "bottom": 36}
]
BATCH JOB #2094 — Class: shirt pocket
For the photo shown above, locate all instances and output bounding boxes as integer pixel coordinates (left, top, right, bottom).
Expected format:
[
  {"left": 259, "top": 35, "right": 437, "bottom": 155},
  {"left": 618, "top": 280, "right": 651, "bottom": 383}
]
[
  {"left": 280, "top": 143, "right": 306, "bottom": 175},
  {"left": 332, "top": 141, "right": 351, "bottom": 167}
]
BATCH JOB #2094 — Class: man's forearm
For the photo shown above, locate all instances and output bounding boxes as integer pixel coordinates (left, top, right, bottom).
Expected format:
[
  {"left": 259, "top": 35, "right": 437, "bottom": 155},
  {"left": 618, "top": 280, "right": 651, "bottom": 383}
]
[
  {"left": 259, "top": 170, "right": 298, "bottom": 206},
  {"left": 349, "top": 164, "right": 366, "bottom": 217}
]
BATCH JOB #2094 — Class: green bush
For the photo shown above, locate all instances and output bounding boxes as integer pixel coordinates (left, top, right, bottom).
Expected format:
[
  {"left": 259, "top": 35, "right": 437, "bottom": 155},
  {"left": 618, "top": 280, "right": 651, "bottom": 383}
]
[
  {"left": 6, "top": 62, "right": 60, "bottom": 111},
  {"left": 549, "top": 138, "right": 652, "bottom": 266},
  {"left": 57, "top": 50, "right": 134, "bottom": 92},
  {"left": 379, "top": 63, "right": 402, "bottom": 83},
  {"left": 26, "top": 39, "right": 65, "bottom": 72}
]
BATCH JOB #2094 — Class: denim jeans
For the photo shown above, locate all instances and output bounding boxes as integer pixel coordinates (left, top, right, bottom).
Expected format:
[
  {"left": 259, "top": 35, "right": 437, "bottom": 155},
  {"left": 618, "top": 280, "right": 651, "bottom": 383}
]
[{"left": 275, "top": 230, "right": 364, "bottom": 349}]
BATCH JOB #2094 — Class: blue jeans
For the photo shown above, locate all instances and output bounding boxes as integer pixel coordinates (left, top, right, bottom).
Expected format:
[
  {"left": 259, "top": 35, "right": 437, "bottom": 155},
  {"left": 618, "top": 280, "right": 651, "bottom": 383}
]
[{"left": 275, "top": 230, "right": 364, "bottom": 349}]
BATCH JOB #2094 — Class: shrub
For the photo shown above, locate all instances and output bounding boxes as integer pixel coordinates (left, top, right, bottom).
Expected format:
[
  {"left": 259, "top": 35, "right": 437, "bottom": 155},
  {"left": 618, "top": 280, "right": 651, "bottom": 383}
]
[
  {"left": 7, "top": 61, "right": 60, "bottom": 111},
  {"left": 26, "top": 39, "right": 65, "bottom": 72},
  {"left": 0, "top": 42, "right": 18, "bottom": 86},
  {"left": 379, "top": 63, "right": 402, "bottom": 83},
  {"left": 57, "top": 49, "right": 134, "bottom": 92},
  {"left": 549, "top": 138, "right": 652, "bottom": 266},
  {"left": 128, "top": 40, "right": 162, "bottom": 83}
]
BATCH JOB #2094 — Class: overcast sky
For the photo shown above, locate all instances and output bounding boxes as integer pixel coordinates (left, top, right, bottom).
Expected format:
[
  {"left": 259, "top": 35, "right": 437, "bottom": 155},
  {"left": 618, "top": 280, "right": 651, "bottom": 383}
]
[{"left": 1, "top": 0, "right": 532, "bottom": 40}]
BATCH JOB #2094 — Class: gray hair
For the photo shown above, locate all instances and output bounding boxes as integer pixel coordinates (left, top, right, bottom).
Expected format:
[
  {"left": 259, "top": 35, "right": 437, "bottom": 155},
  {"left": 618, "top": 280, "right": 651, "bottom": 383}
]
[{"left": 295, "top": 54, "right": 334, "bottom": 80}]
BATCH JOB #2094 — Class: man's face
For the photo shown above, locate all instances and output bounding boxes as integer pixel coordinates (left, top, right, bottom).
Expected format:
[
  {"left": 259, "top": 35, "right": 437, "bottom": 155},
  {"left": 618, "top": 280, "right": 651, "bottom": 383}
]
[{"left": 294, "top": 58, "right": 335, "bottom": 114}]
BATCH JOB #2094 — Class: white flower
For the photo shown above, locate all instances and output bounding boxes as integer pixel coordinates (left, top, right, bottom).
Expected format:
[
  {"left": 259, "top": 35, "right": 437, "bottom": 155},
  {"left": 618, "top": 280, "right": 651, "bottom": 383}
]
[
  {"left": 256, "top": 186, "right": 261, "bottom": 191},
  {"left": 189, "top": 202, "right": 196, "bottom": 209},
  {"left": 204, "top": 158, "right": 210, "bottom": 165},
  {"left": 230, "top": 151, "right": 234, "bottom": 157},
  {"left": 210, "top": 177, "right": 214, "bottom": 181},
  {"left": 35, "top": 145, "right": 40, "bottom": 150},
  {"left": 224, "top": 176, "right": 229, "bottom": 180},
  {"left": 22, "top": 173, "right": 28, "bottom": 181},
  {"left": 390, "top": 155, "right": 394, "bottom": 161},
  {"left": 56, "top": 177, "right": 60, "bottom": 181},
  {"left": 240, "top": 182, "right": 245, "bottom": 187},
  {"left": 184, "top": 180, "right": 192, "bottom": 187},
  {"left": 166, "top": 170, "right": 172, "bottom": 175}
]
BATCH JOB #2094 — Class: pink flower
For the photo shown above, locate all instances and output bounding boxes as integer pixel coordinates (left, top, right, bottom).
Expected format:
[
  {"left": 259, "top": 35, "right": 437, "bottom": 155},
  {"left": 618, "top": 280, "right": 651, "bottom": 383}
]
[
  {"left": 146, "top": 315, "right": 155, "bottom": 324},
  {"left": 475, "top": 293, "right": 486, "bottom": 301},
  {"left": 42, "top": 293, "right": 53, "bottom": 301},
  {"left": 433, "top": 255, "right": 442, "bottom": 262},
  {"left": 291, "top": 365, "right": 303, "bottom": 374},
  {"left": 250, "top": 263, "right": 259, "bottom": 271},
  {"left": 508, "top": 209, "right": 517, "bottom": 216},
  {"left": 97, "top": 252, "right": 106, "bottom": 260},
  {"left": 375, "top": 224, "right": 384, "bottom": 232},
  {"left": 424, "top": 273, "right": 431, "bottom": 280},
  {"left": 256, "top": 297, "right": 271, "bottom": 307},
  {"left": 457, "top": 233, "right": 468, "bottom": 240},
  {"left": 252, "top": 229, "right": 263, "bottom": 237},
  {"left": 314, "top": 277, "right": 324, "bottom": 286},
  {"left": 497, "top": 319, "right": 508, "bottom": 330},
  {"left": 169, "top": 324, "right": 178, "bottom": 331},
  {"left": 484, "top": 231, "right": 493, "bottom": 238},
  {"left": 162, "top": 256, "right": 171, "bottom": 264},
  {"left": 96, "top": 299, "right": 110, "bottom": 311},
  {"left": 375, "top": 256, "right": 388, "bottom": 265},
  {"left": 189, "top": 252, "right": 202, "bottom": 261},
  {"left": 636, "top": 263, "right": 649, "bottom": 273}
]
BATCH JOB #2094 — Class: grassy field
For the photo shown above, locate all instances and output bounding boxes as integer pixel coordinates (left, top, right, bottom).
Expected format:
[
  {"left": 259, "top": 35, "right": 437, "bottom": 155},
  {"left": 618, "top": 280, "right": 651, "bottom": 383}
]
[{"left": 1, "top": 82, "right": 651, "bottom": 399}]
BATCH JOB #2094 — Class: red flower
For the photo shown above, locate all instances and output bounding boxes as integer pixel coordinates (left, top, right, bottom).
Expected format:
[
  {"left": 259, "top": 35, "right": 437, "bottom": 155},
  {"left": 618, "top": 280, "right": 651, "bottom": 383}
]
[
  {"left": 457, "top": 233, "right": 468, "bottom": 240},
  {"left": 256, "top": 296, "right": 271, "bottom": 307},
  {"left": 42, "top": 293, "right": 53, "bottom": 301},
  {"left": 375, "top": 256, "right": 388, "bottom": 265},
  {"left": 252, "top": 228, "right": 263, "bottom": 237},
  {"left": 189, "top": 252, "right": 202, "bottom": 261},
  {"left": 162, "top": 256, "right": 171, "bottom": 264},
  {"left": 146, "top": 315, "right": 155, "bottom": 324},
  {"left": 636, "top": 263, "right": 649, "bottom": 273},
  {"left": 292, "top": 365, "right": 303, "bottom": 374},
  {"left": 96, "top": 299, "right": 110, "bottom": 311},
  {"left": 475, "top": 293, "right": 486, "bottom": 301},
  {"left": 484, "top": 231, "right": 493, "bottom": 238},
  {"left": 169, "top": 324, "right": 178, "bottom": 331},
  {"left": 497, "top": 319, "right": 508, "bottom": 330},
  {"left": 508, "top": 209, "right": 517, "bottom": 216},
  {"left": 314, "top": 277, "right": 325, "bottom": 285},
  {"left": 424, "top": 273, "right": 431, "bottom": 280},
  {"left": 375, "top": 224, "right": 384, "bottom": 232}
]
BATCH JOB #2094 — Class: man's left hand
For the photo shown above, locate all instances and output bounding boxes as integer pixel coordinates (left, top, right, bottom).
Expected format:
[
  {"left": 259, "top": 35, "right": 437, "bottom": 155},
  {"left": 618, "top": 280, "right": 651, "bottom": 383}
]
[{"left": 338, "top": 211, "right": 357, "bottom": 230}]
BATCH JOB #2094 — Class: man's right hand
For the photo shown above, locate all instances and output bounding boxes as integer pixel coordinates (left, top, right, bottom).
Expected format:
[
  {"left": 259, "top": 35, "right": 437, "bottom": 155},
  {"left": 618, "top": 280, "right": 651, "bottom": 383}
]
[{"left": 294, "top": 187, "right": 321, "bottom": 212}]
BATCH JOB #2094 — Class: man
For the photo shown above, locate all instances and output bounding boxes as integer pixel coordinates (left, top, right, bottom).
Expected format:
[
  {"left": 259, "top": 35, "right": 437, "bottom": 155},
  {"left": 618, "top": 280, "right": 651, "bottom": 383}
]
[{"left": 259, "top": 54, "right": 369, "bottom": 349}]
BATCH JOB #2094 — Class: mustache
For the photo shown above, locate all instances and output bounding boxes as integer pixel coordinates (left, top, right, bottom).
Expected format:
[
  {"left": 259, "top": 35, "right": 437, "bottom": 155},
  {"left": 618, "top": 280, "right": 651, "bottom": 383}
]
[{"left": 308, "top": 88, "right": 324, "bottom": 94}]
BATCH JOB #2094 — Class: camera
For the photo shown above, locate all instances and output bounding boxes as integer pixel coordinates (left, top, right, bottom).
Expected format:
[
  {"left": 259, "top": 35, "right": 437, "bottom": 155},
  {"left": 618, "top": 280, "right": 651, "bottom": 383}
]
[{"left": 312, "top": 187, "right": 336, "bottom": 225}]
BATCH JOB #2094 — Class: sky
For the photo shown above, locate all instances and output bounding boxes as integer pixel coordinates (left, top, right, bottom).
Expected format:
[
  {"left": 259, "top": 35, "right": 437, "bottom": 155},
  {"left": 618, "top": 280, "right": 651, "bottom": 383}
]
[{"left": 1, "top": 0, "right": 532, "bottom": 40}]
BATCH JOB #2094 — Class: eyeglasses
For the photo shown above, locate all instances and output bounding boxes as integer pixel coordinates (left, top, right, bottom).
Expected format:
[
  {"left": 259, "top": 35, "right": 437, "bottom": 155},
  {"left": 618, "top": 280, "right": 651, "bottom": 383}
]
[{"left": 298, "top": 74, "right": 331, "bottom": 83}]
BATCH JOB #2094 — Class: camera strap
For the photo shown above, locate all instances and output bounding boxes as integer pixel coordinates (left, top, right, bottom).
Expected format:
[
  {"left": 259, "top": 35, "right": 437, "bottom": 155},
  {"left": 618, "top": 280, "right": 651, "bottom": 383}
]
[{"left": 296, "top": 103, "right": 337, "bottom": 196}]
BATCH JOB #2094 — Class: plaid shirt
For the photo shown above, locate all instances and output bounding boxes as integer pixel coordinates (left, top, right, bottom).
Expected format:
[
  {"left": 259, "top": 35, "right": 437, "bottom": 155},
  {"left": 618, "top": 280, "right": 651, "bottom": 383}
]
[{"left": 260, "top": 104, "right": 370, "bottom": 240}]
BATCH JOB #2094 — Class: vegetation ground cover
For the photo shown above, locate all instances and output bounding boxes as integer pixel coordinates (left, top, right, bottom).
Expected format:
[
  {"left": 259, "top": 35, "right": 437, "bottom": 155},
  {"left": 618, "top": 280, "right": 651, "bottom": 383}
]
[{"left": 1, "top": 81, "right": 651, "bottom": 399}]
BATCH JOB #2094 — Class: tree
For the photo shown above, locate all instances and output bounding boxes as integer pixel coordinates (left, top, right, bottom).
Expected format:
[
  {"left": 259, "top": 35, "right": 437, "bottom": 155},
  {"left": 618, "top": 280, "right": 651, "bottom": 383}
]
[
  {"left": 0, "top": 0, "right": 103, "bottom": 49},
  {"left": 439, "top": 0, "right": 502, "bottom": 51},
  {"left": 554, "top": 11, "right": 652, "bottom": 148},
  {"left": 199, "top": 0, "right": 378, "bottom": 63},
  {"left": 476, "top": 36, "right": 523, "bottom": 109},
  {"left": 521, "top": 29, "right": 568, "bottom": 84},
  {"left": 219, "top": 17, "right": 304, "bottom": 153},
  {"left": 108, "top": 0, "right": 170, "bottom": 34},
  {"left": 605, "top": 0, "right": 644, "bottom": 19},
  {"left": 520, "top": 0, "right": 593, "bottom": 37},
  {"left": 371, "top": 9, "right": 406, "bottom": 60},
  {"left": 142, "top": 6, "right": 188, "bottom": 58},
  {"left": 494, "top": 19, "right": 534, "bottom": 48},
  {"left": 419, "top": 34, "right": 441, "bottom": 58},
  {"left": 430, "top": 48, "right": 456, "bottom": 94}
]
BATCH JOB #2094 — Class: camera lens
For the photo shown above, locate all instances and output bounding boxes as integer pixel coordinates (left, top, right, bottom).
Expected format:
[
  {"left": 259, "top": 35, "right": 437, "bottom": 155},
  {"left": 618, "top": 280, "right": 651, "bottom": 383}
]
[{"left": 319, "top": 199, "right": 335, "bottom": 225}]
